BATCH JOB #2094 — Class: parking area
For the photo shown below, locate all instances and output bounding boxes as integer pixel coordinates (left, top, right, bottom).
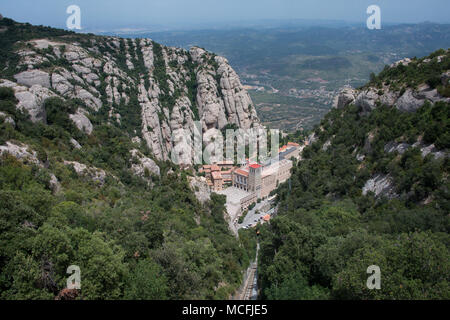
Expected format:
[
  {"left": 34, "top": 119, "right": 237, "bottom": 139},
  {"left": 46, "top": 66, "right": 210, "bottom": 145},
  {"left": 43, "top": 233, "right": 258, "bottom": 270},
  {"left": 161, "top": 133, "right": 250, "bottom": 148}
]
[
  {"left": 218, "top": 187, "right": 259, "bottom": 235},
  {"left": 237, "top": 196, "right": 276, "bottom": 230}
]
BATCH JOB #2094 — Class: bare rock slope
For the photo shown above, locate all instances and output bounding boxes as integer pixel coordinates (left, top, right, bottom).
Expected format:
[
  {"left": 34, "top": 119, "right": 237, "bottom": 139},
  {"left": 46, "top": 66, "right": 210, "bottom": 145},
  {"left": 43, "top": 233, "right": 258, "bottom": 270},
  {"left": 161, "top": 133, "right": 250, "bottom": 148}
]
[
  {"left": 335, "top": 50, "right": 450, "bottom": 112},
  {"left": 1, "top": 35, "right": 260, "bottom": 165}
]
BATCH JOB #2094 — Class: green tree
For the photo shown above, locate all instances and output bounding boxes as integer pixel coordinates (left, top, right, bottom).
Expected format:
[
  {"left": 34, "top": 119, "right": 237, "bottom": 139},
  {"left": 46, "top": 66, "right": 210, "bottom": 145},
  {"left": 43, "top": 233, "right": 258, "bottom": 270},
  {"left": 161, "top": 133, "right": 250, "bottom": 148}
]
[
  {"left": 265, "top": 271, "right": 330, "bottom": 300},
  {"left": 124, "top": 258, "right": 168, "bottom": 300}
]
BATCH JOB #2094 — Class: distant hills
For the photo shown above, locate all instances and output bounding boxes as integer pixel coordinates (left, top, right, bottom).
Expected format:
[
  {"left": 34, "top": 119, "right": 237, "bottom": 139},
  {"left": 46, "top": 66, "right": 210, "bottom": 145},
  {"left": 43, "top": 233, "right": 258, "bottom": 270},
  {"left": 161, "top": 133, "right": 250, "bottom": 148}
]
[{"left": 133, "top": 22, "right": 450, "bottom": 131}]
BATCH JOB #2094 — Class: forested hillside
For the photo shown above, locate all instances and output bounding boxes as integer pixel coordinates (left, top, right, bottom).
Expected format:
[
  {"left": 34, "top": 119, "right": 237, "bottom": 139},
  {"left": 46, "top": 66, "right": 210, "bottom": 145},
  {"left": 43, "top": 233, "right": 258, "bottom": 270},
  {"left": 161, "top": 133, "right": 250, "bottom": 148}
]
[
  {"left": 1, "top": 16, "right": 449, "bottom": 301},
  {"left": 0, "top": 18, "right": 257, "bottom": 300},
  {"left": 0, "top": 83, "right": 256, "bottom": 299},
  {"left": 259, "top": 49, "right": 450, "bottom": 300}
]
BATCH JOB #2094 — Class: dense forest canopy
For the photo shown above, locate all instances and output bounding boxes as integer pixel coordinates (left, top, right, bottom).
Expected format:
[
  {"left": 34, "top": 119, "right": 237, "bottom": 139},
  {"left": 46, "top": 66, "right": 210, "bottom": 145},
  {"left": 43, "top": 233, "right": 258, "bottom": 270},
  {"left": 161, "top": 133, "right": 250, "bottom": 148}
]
[{"left": 258, "top": 49, "right": 450, "bottom": 299}]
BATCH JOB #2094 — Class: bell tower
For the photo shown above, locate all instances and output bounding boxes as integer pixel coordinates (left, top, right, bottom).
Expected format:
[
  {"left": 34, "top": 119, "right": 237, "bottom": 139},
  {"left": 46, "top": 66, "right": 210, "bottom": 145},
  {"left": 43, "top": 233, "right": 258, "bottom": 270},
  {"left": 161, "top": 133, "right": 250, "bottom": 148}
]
[{"left": 248, "top": 164, "right": 262, "bottom": 198}]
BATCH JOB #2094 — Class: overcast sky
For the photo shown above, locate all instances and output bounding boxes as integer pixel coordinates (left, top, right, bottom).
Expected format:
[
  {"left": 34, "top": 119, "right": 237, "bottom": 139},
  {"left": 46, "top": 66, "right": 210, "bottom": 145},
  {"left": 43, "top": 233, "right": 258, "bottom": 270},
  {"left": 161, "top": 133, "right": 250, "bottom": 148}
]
[{"left": 1, "top": 0, "right": 449, "bottom": 30}]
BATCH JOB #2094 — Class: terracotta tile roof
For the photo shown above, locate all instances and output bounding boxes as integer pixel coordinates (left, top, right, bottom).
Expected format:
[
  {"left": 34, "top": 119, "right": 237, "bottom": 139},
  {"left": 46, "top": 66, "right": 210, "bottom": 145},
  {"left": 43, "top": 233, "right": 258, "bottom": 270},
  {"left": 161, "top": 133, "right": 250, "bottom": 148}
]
[
  {"left": 211, "top": 165, "right": 220, "bottom": 171},
  {"left": 249, "top": 164, "right": 262, "bottom": 169},
  {"left": 287, "top": 142, "right": 300, "bottom": 147},
  {"left": 235, "top": 169, "right": 249, "bottom": 177}
]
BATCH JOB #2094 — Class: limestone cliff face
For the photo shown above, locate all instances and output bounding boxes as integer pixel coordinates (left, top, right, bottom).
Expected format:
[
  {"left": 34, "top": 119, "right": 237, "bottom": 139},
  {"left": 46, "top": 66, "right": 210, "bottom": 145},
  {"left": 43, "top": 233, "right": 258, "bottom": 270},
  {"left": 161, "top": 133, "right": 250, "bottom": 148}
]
[
  {"left": 0, "top": 36, "right": 260, "bottom": 163},
  {"left": 190, "top": 47, "right": 258, "bottom": 132}
]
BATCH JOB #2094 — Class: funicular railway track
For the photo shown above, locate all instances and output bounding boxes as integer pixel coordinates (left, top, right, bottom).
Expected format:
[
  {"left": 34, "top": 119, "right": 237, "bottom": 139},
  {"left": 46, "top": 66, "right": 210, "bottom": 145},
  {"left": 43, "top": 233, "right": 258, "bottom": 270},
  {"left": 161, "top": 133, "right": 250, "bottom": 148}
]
[
  {"left": 242, "top": 263, "right": 257, "bottom": 300},
  {"left": 232, "top": 241, "right": 260, "bottom": 300}
]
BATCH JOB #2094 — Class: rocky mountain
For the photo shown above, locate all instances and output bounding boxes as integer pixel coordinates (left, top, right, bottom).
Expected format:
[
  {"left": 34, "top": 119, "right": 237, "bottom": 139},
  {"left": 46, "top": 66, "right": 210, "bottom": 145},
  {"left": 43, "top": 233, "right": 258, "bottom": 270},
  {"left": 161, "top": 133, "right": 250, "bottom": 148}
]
[
  {"left": 0, "top": 18, "right": 257, "bottom": 300},
  {"left": 332, "top": 49, "right": 450, "bottom": 198},
  {"left": 0, "top": 17, "right": 259, "bottom": 164},
  {"left": 335, "top": 49, "right": 450, "bottom": 112}
]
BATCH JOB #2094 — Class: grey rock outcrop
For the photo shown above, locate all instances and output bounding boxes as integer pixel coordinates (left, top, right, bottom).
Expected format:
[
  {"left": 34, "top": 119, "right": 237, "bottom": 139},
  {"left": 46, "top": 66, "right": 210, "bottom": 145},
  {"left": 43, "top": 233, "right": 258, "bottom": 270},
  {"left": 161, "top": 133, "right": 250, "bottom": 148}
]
[
  {"left": 49, "top": 173, "right": 61, "bottom": 193},
  {"left": 70, "top": 138, "right": 82, "bottom": 149},
  {"left": 306, "top": 132, "right": 318, "bottom": 145},
  {"left": 64, "top": 160, "right": 107, "bottom": 185},
  {"left": 0, "top": 80, "right": 55, "bottom": 123},
  {"left": 0, "top": 112, "right": 15, "bottom": 126},
  {"left": 413, "top": 142, "right": 447, "bottom": 159},
  {"left": 69, "top": 109, "right": 93, "bottom": 134},
  {"left": 14, "top": 70, "right": 50, "bottom": 88},
  {"left": 363, "top": 130, "right": 376, "bottom": 153},
  {"left": 336, "top": 54, "right": 450, "bottom": 113},
  {"left": 384, "top": 141, "right": 447, "bottom": 159},
  {"left": 390, "top": 58, "right": 412, "bottom": 68},
  {"left": 0, "top": 141, "right": 39, "bottom": 164},
  {"left": 0, "top": 141, "right": 62, "bottom": 194},
  {"left": 395, "top": 89, "right": 427, "bottom": 112},
  {"left": 355, "top": 88, "right": 379, "bottom": 113},
  {"left": 384, "top": 142, "right": 411, "bottom": 154},
  {"left": 130, "top": 149, "right": 160, "bottom": 179},
  {"left": 362, "top": 174, "right": 397, "bottom": 199},
  {"left": 188, "top": 176, "right": 211, "bottom": 204},
  {"left": 336, "top": 88, "right": 356, "bottom": 109},
  {"left": 322, "top": 139, "right": 332, "bottom": 151}
]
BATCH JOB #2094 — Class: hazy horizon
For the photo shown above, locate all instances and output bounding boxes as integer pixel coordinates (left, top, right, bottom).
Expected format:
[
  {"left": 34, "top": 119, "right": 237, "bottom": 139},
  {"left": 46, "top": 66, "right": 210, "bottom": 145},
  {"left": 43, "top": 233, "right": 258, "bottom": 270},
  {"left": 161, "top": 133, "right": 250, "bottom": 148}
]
[{"left": 1, "top": 0, "right": 450, "bottom": 33}]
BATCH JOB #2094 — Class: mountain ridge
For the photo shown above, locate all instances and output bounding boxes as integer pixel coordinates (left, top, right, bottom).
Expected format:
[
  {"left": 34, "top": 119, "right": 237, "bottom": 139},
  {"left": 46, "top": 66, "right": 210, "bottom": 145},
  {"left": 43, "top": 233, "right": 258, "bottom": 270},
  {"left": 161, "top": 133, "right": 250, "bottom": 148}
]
[{"left": 0, "top": 17, "right": 260, "bottom": 163}]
